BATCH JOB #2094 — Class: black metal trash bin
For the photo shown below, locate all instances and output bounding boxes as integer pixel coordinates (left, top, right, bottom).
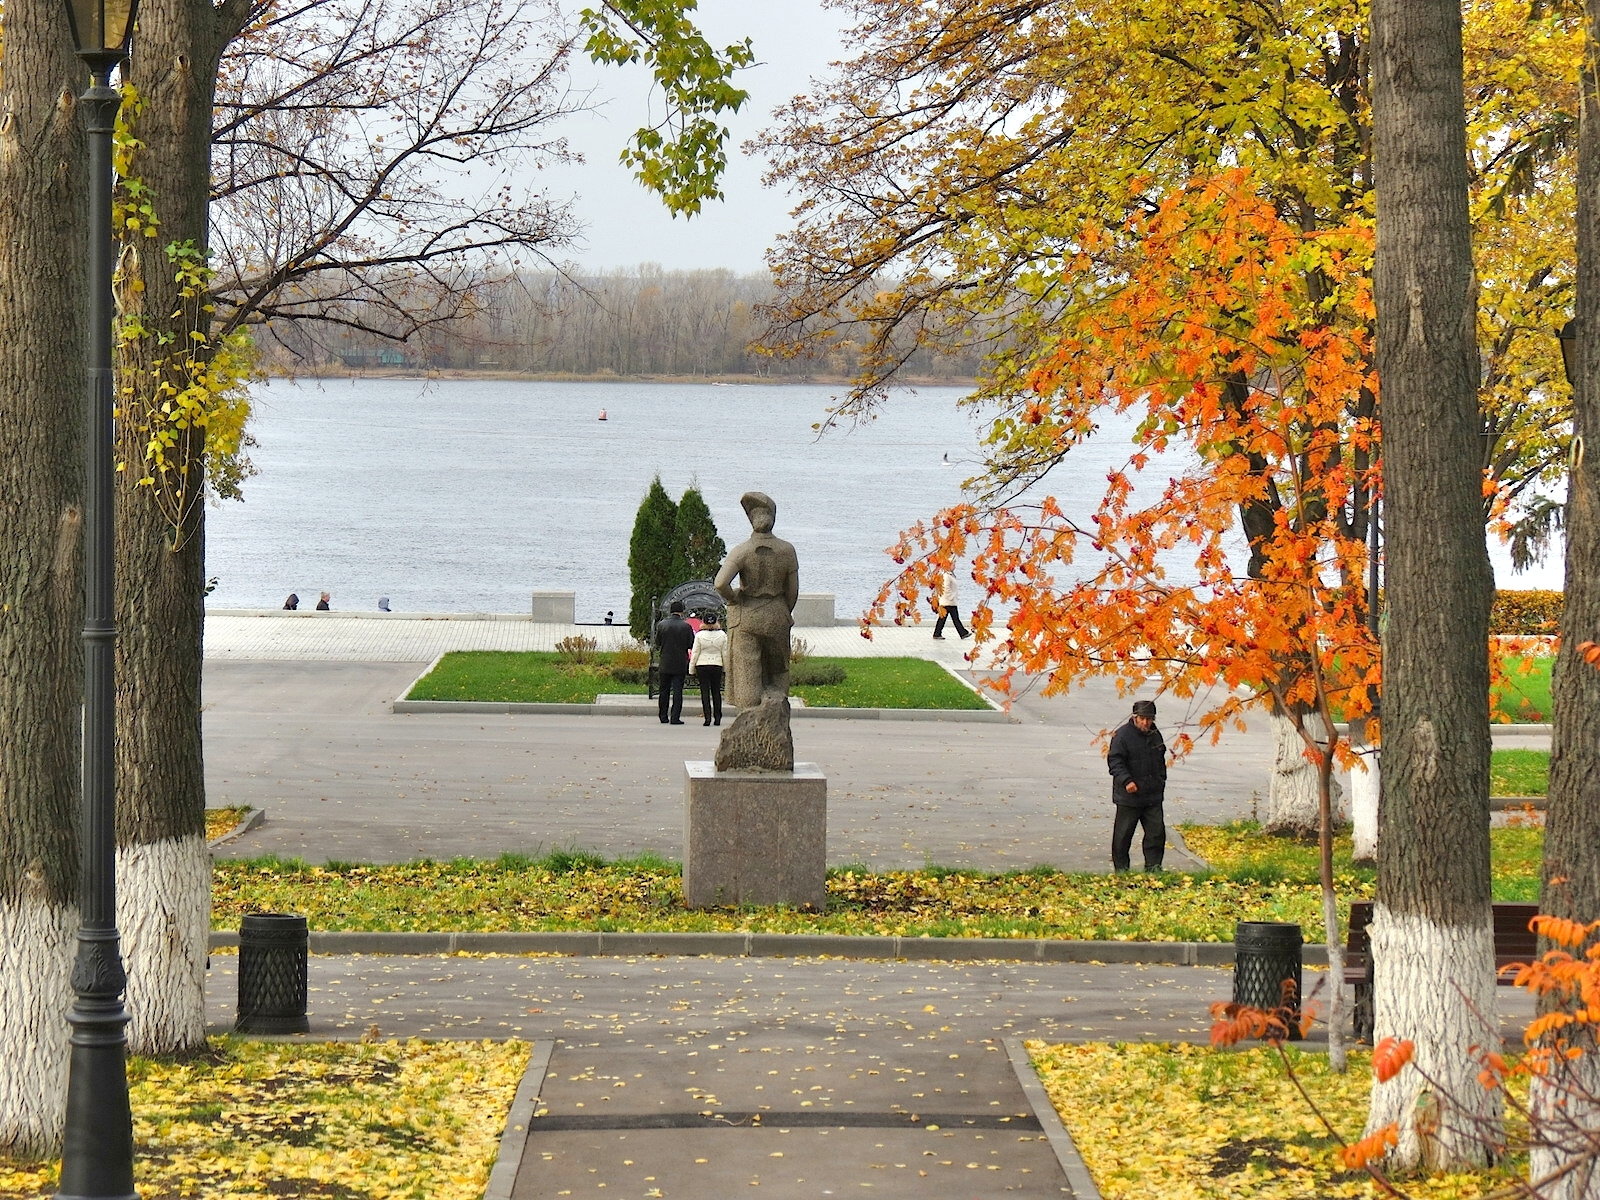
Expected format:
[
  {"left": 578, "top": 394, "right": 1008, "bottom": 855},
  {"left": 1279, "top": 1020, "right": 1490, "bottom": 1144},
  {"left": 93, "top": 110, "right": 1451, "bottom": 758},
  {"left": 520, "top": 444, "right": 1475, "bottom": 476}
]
[
  {"left": 236, "top": 912, "right": 309, "bottom": 1034},
  {"left": 1233, "top": 920, "right": 1303, "bottom": 1039}
]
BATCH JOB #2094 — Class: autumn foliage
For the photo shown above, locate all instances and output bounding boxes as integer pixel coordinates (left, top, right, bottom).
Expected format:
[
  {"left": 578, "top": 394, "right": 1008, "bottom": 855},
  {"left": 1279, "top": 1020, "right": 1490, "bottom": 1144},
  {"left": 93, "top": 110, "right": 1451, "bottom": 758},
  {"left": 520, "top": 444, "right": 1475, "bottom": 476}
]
[{"left": 868, "top": 171, "right": 1381, "bottom": 752}]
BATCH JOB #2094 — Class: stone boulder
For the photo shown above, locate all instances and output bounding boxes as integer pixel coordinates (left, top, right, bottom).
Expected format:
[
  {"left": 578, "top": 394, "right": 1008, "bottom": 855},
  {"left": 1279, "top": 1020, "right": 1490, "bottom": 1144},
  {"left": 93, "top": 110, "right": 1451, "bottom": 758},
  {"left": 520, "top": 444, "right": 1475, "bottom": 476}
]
[{"left": 713, "top": 694, "right": 794, "bottom": 773}]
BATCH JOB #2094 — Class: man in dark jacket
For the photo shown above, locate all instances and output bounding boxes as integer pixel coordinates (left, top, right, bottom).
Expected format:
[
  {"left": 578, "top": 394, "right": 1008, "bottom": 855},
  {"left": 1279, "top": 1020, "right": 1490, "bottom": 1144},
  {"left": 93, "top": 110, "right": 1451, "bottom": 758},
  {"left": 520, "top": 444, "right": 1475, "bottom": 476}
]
[
  {"left": 1107, "top": 699, "right": 1168, "bottom": 871},
  {"left": 654, "top": 600, "right": 696, "bottom": 725}
]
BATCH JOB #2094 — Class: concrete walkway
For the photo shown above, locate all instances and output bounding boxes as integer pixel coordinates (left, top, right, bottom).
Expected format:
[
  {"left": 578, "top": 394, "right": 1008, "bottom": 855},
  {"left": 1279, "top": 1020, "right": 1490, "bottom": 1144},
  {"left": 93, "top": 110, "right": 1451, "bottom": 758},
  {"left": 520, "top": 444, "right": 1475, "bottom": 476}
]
[
  {"left": 204, "top": 608, "right": 982, "bottom": 663},
  {"left": 203, "top": 948, "right": 1536, "bottom": 1200}
]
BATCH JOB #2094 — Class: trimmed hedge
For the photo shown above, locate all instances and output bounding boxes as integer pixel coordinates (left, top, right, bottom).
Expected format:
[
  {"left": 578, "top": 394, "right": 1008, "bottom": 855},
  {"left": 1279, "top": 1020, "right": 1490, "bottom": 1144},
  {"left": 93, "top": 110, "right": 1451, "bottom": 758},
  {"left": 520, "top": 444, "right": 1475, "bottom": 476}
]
[{"left": 1491, "top": 589, "right": 1562, "bottom": 635}]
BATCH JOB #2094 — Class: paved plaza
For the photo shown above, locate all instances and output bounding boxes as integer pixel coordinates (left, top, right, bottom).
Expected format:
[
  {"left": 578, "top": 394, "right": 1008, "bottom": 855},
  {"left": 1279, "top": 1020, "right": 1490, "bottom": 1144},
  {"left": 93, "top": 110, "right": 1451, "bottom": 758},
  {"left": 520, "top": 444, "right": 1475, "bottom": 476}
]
[{"left": 203, "top": 610, "right": 1277, "bottom": 872}]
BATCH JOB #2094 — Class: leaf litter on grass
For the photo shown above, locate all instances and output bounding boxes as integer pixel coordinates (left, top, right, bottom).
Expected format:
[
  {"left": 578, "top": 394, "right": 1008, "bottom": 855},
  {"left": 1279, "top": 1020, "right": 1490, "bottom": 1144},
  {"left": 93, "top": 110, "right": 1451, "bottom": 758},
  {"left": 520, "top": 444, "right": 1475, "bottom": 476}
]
[
  {"left": 0, "top": 1039, "right": 528, "bottom": 1200},
  {"left": 1028, "top": 1041, "right": 1527, "bottom": 1200}
]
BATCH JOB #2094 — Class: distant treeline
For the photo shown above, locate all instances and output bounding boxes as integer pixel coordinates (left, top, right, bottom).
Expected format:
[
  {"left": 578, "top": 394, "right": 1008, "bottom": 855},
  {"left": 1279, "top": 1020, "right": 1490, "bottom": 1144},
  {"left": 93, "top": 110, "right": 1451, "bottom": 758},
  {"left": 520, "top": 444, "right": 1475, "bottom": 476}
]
[{"left": 256, "top": 265, "right": 984, "bottom": 381}]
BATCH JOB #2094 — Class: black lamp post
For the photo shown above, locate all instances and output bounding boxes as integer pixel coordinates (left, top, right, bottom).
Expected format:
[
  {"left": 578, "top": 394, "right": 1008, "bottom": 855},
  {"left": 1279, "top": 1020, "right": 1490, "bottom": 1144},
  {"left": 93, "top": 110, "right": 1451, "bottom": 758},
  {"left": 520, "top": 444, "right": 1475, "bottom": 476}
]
[{"left": 58, "top": 0, "right": 139, "bottom": 1197}]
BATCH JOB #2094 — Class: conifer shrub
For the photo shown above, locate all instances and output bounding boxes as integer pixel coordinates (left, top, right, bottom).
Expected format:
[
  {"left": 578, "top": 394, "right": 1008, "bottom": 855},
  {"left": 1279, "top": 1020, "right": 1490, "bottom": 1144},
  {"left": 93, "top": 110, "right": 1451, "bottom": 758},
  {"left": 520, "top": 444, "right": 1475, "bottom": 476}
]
[{"left": 627, "top": 476, "right": 678, "bottom": 639}]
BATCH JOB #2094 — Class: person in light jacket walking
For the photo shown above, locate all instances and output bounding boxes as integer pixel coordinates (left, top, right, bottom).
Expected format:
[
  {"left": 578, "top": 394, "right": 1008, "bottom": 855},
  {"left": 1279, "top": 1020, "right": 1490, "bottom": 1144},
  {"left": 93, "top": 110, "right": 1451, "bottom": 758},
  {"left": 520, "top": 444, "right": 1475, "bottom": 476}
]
[
  {"left": 689, "top": 612, "right": 727, "bottom": 726},
  {"left": 932, "top": 571, "right": 970, "bottom": 640},
  {"left": 1106, "top": 699, "right": 1168, "bottom": 871}
]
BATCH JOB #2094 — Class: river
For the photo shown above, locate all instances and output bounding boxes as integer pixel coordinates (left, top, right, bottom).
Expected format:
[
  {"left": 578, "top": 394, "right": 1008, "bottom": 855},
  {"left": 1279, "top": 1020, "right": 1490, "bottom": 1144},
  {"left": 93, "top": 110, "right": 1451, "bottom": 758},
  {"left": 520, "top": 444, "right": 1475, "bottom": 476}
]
[{"left": 201, "top": 377, "right": 1559, "bottom": 621}]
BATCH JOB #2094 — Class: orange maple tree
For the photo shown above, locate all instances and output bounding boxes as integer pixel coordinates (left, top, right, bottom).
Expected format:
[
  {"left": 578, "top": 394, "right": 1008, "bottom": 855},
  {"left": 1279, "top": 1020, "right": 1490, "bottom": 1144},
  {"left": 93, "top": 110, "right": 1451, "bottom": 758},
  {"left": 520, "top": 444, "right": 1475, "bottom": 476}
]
[{"left": 867, "top": 170, "right": 1382, "bottom": 757}]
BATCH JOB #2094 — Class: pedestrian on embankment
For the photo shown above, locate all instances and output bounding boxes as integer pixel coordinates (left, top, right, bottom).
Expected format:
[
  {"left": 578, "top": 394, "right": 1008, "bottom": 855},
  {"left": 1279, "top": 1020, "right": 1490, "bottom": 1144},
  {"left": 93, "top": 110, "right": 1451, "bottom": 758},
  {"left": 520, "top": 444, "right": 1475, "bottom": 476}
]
[
  {"left": 690, "top": 612, "right": 727, "bottom": 727},
  {"left": 655, "top": 600, "right": 694, "bottom": 725},
  {"left": 1107, "top": 699, "right": 1167, "bottom": 872}
]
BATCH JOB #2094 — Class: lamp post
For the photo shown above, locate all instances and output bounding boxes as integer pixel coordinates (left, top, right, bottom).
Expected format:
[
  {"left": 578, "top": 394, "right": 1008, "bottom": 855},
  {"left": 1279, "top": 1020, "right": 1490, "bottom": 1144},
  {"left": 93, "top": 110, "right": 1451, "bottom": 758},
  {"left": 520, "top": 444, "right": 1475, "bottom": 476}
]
[{"left": 58, "top": 0, "right": 139, "bottom": 1197}]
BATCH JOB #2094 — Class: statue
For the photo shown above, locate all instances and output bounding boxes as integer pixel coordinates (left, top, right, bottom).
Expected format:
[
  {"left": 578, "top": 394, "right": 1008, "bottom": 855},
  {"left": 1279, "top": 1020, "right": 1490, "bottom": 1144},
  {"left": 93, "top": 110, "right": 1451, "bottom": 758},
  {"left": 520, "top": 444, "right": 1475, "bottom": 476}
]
[{"left": 712, "top": 491, "right": 800, "bottom": 770}]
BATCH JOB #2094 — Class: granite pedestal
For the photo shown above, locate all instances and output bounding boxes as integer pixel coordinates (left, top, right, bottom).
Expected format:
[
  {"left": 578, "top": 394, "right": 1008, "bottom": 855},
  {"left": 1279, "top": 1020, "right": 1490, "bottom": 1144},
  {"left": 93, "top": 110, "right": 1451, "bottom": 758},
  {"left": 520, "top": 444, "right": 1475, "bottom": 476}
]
[{"left": 683, "top": 761, "right": 827, "bottom": 909}]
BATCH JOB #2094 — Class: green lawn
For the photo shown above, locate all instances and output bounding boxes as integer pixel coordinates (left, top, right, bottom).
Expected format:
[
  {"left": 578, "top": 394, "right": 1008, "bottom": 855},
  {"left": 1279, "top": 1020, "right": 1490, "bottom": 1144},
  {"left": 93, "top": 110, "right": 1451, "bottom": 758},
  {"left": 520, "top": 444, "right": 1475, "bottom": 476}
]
[
  {"left": 1491, "top": 748, "right": 1549, "bottom": 796},
  {"left": 1492, "top": 654, "right": 1553, "bottom": 722},
  {"left": 406, "top": 650, "right": 988, "bottom": 709},
  {"left": 1182, "top": 821, "right": 1545, "bottom": 904}
]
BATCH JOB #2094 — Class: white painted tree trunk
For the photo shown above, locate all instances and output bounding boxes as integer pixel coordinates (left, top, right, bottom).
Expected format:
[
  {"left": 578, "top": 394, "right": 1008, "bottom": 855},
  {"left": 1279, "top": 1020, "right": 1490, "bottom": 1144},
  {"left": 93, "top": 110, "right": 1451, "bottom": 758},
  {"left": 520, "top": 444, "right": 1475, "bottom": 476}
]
[
  {"left": 1365, "top": 906, "right": 1502, "bottom": 1170},
  {"left": 0, "top": 897, "right": 76, "bottom": 1157},
  {"left": 1264, "top": 708, "right": 1344, "bottom": 835},
  {"left": 1528, "top": 1048, "right": 1600, "bottom": 1200},
  {"left": 118, "top": 834, "right": 210, "bottom": 1055},
  {"left": 1349, "top": 741, "right": 1380, "bottom": 864}
]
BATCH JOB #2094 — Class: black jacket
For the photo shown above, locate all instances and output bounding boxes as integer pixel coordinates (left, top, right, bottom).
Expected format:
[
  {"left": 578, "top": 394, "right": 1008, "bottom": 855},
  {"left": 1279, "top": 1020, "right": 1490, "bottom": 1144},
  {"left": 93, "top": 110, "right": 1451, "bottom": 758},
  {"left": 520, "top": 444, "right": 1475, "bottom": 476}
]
[
  {"left": 1107, "top": 720, "right": 1167, "bottom": 808},
  {"left": 655, "top": 615, "right": 696, "bottom": 674}
]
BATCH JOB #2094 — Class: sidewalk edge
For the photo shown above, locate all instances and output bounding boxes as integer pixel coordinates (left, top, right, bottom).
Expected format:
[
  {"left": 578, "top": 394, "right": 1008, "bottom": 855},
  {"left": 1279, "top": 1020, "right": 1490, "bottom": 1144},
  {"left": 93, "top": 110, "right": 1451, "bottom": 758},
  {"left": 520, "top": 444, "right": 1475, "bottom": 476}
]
[
  {"left": 1003, "top": 1037, "right": 1103, "bottom": 1200},
  {"left": 483, "top": 1039, "right": 551, "bottom": 1200}
]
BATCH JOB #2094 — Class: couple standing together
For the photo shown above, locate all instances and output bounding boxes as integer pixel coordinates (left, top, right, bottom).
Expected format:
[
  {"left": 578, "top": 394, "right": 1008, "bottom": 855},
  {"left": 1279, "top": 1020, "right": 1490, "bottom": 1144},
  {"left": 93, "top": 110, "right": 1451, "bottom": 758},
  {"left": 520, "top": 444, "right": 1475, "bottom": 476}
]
[{"left": 654, "top": 604, "right": 725, "bottom": 726}]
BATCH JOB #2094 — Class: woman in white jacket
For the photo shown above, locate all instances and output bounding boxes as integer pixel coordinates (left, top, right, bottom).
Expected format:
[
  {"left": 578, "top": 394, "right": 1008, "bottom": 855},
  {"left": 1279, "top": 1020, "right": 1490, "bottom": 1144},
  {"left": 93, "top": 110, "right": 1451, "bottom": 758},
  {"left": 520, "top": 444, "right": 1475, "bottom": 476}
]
[
  {"left": 932, "top": 572, "right": 970, "bottom": 640},
  {"left": 689, "top": 612, "right": 728, "bottom": 726}
]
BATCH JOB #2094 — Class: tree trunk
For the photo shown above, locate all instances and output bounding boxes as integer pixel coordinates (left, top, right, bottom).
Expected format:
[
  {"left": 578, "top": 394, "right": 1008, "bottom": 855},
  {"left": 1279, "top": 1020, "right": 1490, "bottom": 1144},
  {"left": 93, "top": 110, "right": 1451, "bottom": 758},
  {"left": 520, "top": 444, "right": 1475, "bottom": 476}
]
[
  {"left": 113, "top": 0, "right": 243, "bottom": 1054},
  {"left": 1366, "top": 0, "right": 1501, "bottom": 1170},
  {"left": 114, "top": 481, "right": 210, "bottom": 1054},
  {"left": 1264, "top": 706, "right": 1343, "bottom": 836},
  {"left": 1348, "top": 716, "right": 1380, "bottom": 865},
  {"left": 0, "top": 0, "right": 89, "bottom": 1155},
  {"left": 1530, "top": 0, "right": 1600, "bottom": 1192}
]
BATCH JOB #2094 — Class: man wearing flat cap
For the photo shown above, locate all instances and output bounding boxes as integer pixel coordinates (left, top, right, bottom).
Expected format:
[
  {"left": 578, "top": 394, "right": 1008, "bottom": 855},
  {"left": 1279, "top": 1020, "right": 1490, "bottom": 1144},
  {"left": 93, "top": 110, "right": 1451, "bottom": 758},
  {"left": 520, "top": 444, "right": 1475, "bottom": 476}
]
[{"left": 1107, "top": 699, "right": 1168, "bottom": 871}]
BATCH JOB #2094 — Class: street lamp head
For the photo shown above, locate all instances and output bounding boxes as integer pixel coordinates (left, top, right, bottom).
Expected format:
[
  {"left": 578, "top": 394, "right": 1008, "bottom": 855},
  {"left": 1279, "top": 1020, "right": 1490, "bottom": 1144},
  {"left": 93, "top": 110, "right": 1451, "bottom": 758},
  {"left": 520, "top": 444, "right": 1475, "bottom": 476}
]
[
  {"left": 1559, "top": 317, "right": 1579, "bottom": 387},
  {"left": 63, "top": 0, "right": 138, "bottom": 75}
]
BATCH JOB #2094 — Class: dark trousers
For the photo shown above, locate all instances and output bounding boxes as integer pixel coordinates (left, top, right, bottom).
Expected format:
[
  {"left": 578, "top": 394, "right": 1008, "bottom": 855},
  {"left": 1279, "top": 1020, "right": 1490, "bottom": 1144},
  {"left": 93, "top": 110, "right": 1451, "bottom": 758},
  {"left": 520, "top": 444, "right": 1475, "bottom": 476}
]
[
  {"left": 1112, "top": 802, "right": 1165, "bottom": 871},
  {"left": 697, "top": 666, "right": 724, "bottom": 724},
  {"left": 933, "top": 606, "right": 968, "bottom": 637},
  {"left": 658, "top": 671, "right": 687, "bottom": 723}
]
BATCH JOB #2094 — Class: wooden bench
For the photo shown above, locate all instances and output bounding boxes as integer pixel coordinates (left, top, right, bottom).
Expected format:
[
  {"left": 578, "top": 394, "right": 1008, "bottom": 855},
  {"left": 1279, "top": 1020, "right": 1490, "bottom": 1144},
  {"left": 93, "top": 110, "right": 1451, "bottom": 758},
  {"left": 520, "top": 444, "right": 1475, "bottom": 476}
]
[{"left": 1345, "top": 900, "right": 1539, "bottom": 1043}]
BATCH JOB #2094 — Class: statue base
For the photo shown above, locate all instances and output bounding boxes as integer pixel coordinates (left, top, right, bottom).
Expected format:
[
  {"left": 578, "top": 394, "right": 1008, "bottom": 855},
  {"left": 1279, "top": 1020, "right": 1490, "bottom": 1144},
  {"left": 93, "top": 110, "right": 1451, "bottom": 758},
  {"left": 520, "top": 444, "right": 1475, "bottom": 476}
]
[{"left": 683, "top": 761, "right": 827, "bottom": 910}]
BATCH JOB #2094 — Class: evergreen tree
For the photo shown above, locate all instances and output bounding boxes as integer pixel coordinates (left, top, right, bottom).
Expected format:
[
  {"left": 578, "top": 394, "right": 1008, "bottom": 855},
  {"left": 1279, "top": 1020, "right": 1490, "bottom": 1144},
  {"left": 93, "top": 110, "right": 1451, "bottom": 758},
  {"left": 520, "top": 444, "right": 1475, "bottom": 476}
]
[
  {"left": 671, "top": 486, "right": 727, "bottom": 586},
  {"left": 628, "top": 476, "right": 678, "bottom": 639}
]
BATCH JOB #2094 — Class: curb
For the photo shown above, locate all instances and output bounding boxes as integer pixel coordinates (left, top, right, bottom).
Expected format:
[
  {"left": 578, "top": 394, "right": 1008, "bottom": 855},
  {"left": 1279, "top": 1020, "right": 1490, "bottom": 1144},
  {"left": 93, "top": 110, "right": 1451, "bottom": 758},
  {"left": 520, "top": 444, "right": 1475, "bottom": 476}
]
[
  {"left": 208, "top": 808, "right": 265, "bottom": 848},
  {"left": 205, "top": 927, "right": 1326, "bottom": 965},
  {"left": 1005, "top": 1037, "right": 1103, "bottom": 1199},
  {"left": 483, "top": 1041, "right": 552, "bottom": 1200}
]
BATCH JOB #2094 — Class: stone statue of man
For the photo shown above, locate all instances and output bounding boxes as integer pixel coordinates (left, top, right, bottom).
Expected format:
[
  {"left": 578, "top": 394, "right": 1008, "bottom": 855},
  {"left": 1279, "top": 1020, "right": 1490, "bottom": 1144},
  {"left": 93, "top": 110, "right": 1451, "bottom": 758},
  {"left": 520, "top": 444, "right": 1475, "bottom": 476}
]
[{"left": 714, "top": 491, "right": 800, "bottom": 709}]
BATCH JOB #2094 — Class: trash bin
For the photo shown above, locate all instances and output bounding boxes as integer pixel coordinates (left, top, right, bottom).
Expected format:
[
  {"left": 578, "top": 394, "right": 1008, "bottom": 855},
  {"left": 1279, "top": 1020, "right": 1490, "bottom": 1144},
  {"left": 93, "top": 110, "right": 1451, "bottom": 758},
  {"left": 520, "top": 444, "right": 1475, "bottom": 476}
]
[
  {"left": 1233, "top": 920, "right": 1303, "bottom": 1039},
  {"left": 236, "top": 912, "right": 309, "bottom": 1034}
]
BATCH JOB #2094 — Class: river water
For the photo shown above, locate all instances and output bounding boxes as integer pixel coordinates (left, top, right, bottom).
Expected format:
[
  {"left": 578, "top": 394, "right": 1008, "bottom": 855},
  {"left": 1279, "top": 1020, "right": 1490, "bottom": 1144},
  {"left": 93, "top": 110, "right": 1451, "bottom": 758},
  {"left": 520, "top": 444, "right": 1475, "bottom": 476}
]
[
  {"left": 205, "top": 378, "right": 1010, "bottom": 619},
  {"left": 202, "top": 377, "right": 1558, "bottom": 620}
]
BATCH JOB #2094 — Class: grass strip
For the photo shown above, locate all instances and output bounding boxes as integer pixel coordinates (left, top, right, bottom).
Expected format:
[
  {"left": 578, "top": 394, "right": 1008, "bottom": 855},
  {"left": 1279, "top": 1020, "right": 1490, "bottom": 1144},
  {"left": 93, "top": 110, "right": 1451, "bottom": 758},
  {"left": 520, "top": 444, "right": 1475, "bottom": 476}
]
[
  {"left": 1029, "top": 1041, "right": 1527, "bottom": 1200},
  {"left": 212, "top": 824, "right": 1543, "bottom": 940},
  {"left": 406, "top": 650, "right": 986, "bottom": 709},
  {"left": 0, "top": 1038, "right": 527, "bottom": 1199},
  {"left": 1180, "top": 821, "right": 1545, "bottom": 903},
  {"left": 1492, "top": 654, "right": 1553, "bottom": 722},
  {"left": 1490, "top": 748, "right": 1549, "bottom": 797}
]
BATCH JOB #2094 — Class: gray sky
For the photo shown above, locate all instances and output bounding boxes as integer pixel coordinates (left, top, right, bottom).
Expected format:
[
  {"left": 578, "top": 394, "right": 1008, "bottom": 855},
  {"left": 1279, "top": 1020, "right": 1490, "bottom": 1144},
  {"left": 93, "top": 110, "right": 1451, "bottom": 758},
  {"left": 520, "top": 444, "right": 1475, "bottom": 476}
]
[{"left": 545, "top": 0, "right": 845, "bottom": 274}]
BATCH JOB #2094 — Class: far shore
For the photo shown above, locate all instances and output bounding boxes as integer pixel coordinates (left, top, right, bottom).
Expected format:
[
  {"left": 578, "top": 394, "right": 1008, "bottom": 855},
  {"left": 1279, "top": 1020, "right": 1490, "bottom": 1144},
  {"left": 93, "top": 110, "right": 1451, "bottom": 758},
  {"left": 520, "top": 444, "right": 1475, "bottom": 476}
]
[{"left": 261, "top": 368, "right": 979, "bottom": 388}]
